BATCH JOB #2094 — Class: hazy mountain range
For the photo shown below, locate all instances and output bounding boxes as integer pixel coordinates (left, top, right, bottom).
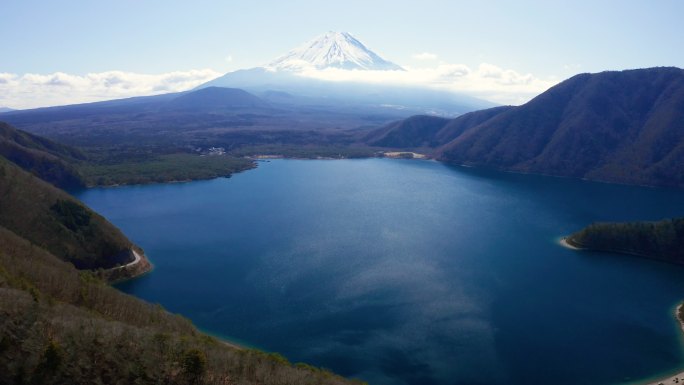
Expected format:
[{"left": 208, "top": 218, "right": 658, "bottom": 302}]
[{"left": 0, "top": 32, "right": 494, "bottom": 150}]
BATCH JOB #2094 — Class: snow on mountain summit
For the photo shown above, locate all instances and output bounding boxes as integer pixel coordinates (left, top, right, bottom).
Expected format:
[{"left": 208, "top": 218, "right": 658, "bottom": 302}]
[{"left": 267, "top": 31, "right": 404, "bottom": 72}]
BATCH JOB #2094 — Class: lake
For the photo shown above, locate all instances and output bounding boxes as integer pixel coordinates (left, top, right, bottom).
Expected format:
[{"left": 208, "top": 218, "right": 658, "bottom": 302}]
[{"left": 77, "top": 158, "right": 684, "bottom": 385}]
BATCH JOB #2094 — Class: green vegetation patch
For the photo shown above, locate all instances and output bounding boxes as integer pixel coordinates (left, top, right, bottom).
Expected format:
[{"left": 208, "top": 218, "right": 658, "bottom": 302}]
[
  {"left": 232, "top": 144, "right": 378, "bottom": 159},
  {"left": 569, "top": 217, "right": 684, "bottom": 263},
  {"left": 79, "top": 153, "right": 255, "bottom": 186},
  {"left": 50, "top": 200, "right": 91, "bottom": 232},
  {"left": 0, "top": 156, "right": 132, "bottom": 269}
]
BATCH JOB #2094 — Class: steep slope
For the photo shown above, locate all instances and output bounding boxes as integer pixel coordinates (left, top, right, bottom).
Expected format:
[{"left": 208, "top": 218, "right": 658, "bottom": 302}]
[
  {"left": 267, "top": 31, "right": 403, "bottom": 71},
  {"left": 434, "top": 106, "right": 515, "bottom": 144},
  {"left": 365, "top": 115, "right": 450, "bottom": 148},
  {"left": 0, "top": 155, "right": 133, "bottom": 269},
  {"left": 366, "top": 106, "right": 514, "bottom": 148},
  {"left": 165, "top": 87, "right": 270, "bottom": 111},
  {"left": 432, "top": 67, "right": 684, "bottom": 188},
  {"left": 0, "top": 226, "right": 360, "bottom": 385},
  {"left": 0, "top": 121, "right": 85, "bottom": 189}
]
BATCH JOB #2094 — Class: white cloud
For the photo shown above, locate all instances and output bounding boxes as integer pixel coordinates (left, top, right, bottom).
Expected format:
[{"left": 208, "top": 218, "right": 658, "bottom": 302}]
[
  {"left": 296, "top": 62, "right": 558, "bottom": 105},
  {"left": 0, "top": 61, "right": 558, "bottom": 109},
  {"left": 0, "top": 69, "right": 222, "bottom": 109},
  {"left": 413, "top": 52, "right": 438, "bottom": 61},
  {"left": 225, "top": 55, "right": 233, "bottom": 63}
]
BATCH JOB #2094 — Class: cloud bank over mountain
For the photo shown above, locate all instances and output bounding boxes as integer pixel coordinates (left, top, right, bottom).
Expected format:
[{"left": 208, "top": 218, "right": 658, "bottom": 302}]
[
  {"left": 295, "top": 62, "right": 556, "bottom": 105},
  {"left": 0, "top": 69, "right": 221, "bottom": 109},
  {"left": 0, "top": 32, "right": 558, "bottom": 109},
  {"left": 1, "top": 61, "right": 556, "bottom": 110}
]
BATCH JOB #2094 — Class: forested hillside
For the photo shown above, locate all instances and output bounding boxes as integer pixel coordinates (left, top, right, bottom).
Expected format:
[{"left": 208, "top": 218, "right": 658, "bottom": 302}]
[
  {"left": 368, "top": 67, "right": 684, "bottom": 188},
  {"left": 0, "top": 226, "right": 363, "bottom": 385},
  {"left": 0, "top": 156, "right": 134, "bottom": 269},
  {"left": 568, "top": 217, "right": 684, "bottom": 264},
  {"left": 0, "top": 121, "right": 85, "bottom": 190}
]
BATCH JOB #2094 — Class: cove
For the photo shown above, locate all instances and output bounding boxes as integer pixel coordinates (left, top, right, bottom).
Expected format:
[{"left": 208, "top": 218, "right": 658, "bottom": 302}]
[{"left": 77, "top": 158, "right": 684, "bottom": 385}]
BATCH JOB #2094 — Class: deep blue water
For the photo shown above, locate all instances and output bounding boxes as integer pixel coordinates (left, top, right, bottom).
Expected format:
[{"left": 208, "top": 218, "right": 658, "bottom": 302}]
[{"left": 77, "top": 159, "right": 684, "bottom": 385}]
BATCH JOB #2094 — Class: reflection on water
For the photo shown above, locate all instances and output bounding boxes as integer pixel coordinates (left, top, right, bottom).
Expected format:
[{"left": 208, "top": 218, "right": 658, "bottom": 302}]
[{"left": 79, "top": 159, "right": 684, "bottom": 385}]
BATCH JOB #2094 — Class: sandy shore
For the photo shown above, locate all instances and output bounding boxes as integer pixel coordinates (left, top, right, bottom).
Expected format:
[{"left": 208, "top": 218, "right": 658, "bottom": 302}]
[
  {"left": 383, "top": 151, "right": 427, "bottom": 159},
  {"left": 101, "top": 248, "right": 152, "bottom": 282},
  {"left": 643, "top": 370, "right": 684, "bottom": 385},
  {"left": 221, "top": 340, "right": 244, "bottom": 350},
  {"left": 558, "top": 236, "right": 583, "bottom": 250},
  {"left": 111, "top": 249, "right": 142, "bottom": 270}
]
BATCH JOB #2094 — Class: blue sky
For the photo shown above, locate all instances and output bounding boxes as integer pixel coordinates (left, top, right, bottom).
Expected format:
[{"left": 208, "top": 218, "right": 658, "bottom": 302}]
[{"left": 2, "top": 0, "right": 683, "bottom": 108}]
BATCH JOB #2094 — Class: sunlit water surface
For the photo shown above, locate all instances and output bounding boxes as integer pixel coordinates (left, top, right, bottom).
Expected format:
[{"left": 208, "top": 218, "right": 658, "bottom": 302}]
[{"left": 77, "top": 159, "right": 684, "bottom": 385}]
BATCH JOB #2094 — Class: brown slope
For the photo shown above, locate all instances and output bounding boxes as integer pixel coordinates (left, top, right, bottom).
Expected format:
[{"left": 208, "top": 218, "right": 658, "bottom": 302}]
[
  {"left": 437, "top": 67, "right": 684, "bottom": 187},
  {"left": 364, "top": 115, "right": 450, "bottom": 148},
  {"left": 434, "top": 106, "right": 515, "bottom": 144},
  {"left": 365, "top": 106, "right": 513, "bottom": 149},
  {"left": 0, "top": 155, "right": 133, "bottom": 269}
]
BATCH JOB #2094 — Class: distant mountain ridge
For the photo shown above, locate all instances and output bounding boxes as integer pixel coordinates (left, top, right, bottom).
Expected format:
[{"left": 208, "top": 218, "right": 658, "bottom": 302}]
[
  {"left": 163, "top": 87, "right": 270, "bottom": 111},
  {"left": 369, "top": 67, "right": 684, "bottom": 188}
]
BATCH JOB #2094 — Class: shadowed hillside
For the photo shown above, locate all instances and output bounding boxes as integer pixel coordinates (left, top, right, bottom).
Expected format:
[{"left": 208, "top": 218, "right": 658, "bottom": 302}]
[
  {"left": 0, "top": 156, "right": 133, "bottom": 269},
  {"left": 0, "top": 122, "right": 85, "bottom": 189},
  {"left": 365, "top": 115, "right": 450, "bottom": 148},
  {"left": 368, "top": 67, "right": 684, "bottom": 188},
  {"left": 366, "top": 106, "right": 513, "bottom": 148},
  {"left": 438, "top": 67, "right": 684, "bottom": 187}
]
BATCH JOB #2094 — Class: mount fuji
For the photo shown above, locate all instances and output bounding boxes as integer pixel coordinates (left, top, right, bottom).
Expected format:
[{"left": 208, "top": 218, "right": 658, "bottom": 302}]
[
  {"left": 198, "top": 32, "right": 494, "bottom": 116},
  {"left": 266, "top": 31, "right": 404, "bottom": 71}
]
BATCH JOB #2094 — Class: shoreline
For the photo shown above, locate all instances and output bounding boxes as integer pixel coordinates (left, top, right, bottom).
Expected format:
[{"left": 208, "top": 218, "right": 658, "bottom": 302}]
[
  {"left": 639, "top": 303, "right": 684, "bottom": 385},
  {"left": 104, "top": 250, "right": 248, "bottom": 351},
  {"left": 558, "top": 236, "right": 583, "bottom": 250},
  {"left": 101, "top": 248, "right": 153, "bottom": 283},
  {"left": 560, "top": 238, "right": 684, "bottom": 385},
  {"left": 87, "top": 163, "right": 684, "bottom": 381}
]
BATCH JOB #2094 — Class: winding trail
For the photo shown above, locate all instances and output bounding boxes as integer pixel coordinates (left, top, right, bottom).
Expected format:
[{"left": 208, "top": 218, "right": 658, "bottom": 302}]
[
  {"left": 102, "top": 249, "right": 151, "bottom": 282},
  {"left": 114, "top": 249, "right": 142, "bottom": 270}
]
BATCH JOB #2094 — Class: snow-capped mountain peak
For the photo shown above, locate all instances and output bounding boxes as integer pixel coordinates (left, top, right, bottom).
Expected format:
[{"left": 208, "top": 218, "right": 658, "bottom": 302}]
[{"left": 267, "top": 31, "right": 404, "bottom": 72}]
